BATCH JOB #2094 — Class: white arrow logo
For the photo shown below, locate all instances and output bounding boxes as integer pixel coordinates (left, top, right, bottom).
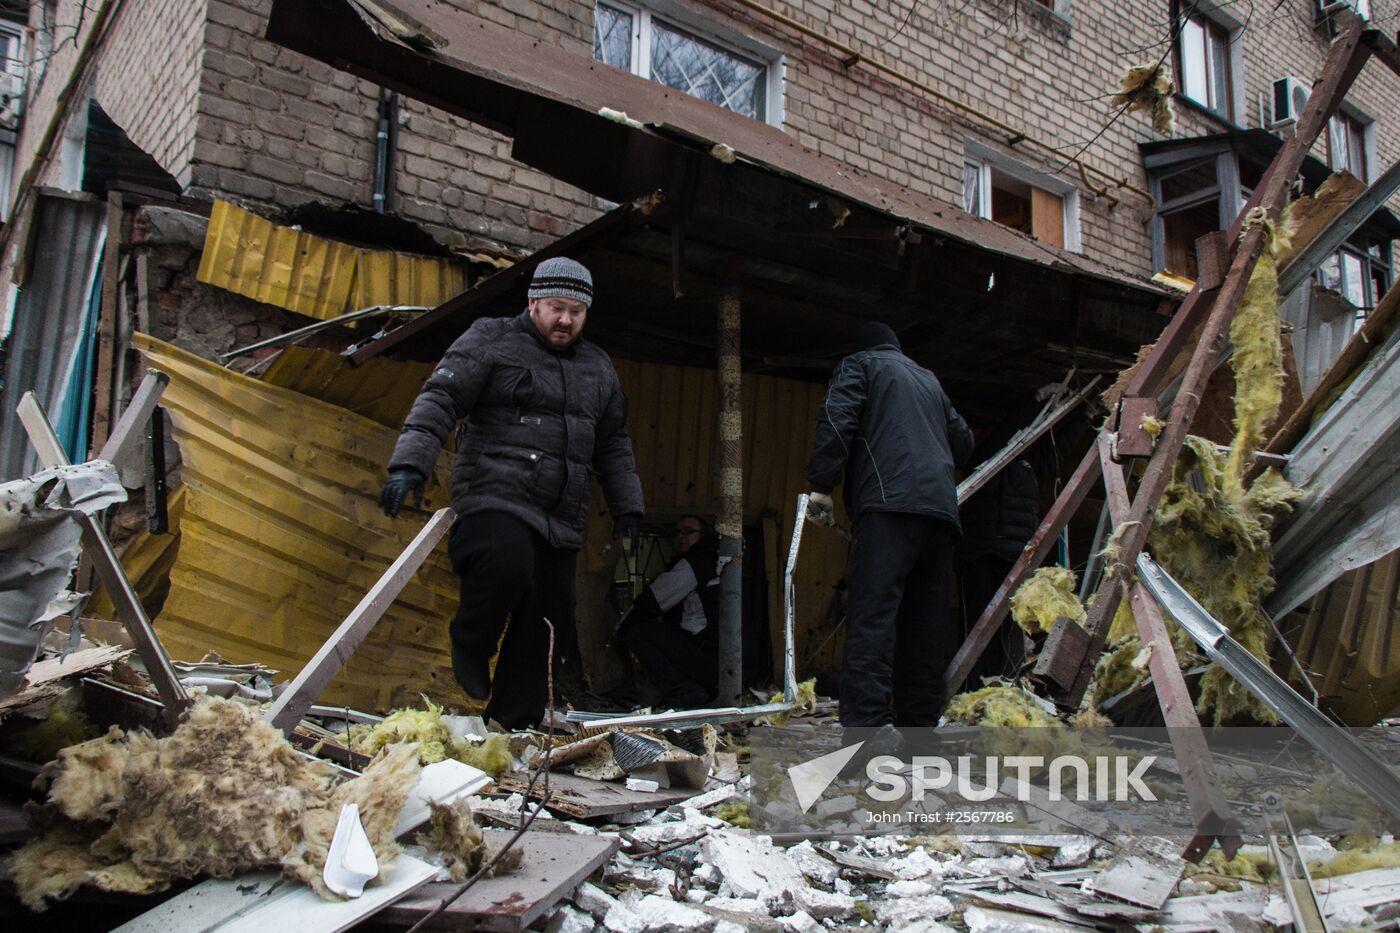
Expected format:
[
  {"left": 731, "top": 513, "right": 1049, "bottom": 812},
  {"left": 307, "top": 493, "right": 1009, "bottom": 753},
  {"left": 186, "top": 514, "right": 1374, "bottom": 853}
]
[{"left": 788, "top": 742, "right": 865, "bottom": 813}]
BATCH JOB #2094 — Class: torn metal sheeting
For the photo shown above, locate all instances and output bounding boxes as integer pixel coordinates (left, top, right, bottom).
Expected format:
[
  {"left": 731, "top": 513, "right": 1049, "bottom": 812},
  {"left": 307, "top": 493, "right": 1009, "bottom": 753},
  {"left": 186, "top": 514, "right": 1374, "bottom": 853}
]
[
  {"left": 1082, "top": 836, "right": 1185, "bottom": 910},
  {"left": 132, "top": 335, "right": 464, "bottom": 712},
  {"left": 377, "top": 830, "right": 618, "bottom": 931},
  {"left": 0, "top": 460, "right": 127, "bottom": 697},
  {"left": 111, "top": 854, "right": 439, "bottom": 933},
  {"left": 1137, "top": 553, "right": 1400, "bottom": 824},
  {"left": 1268, "top": 325, "right": 1400, "bottom": 618},
  {"left": 496, "top": 770, "right": 699, "bottom": 821},
  {"left": 565, "top": 703, "right": 795, "bottom": 730}
]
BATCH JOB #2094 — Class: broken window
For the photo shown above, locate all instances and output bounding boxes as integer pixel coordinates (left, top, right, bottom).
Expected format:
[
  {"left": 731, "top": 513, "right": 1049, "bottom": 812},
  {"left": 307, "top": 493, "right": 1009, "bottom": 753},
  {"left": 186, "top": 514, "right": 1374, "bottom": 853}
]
[
  {"left": 1327, "top": 111, "right": 1369, "bottom": 182},
  {"left": 1178, "top": 13, "right": 1233, "bottom": 120},
  {"left": 593, "top": 2, "right": 774, "bottom": 123},
  {"left": 1319, "top": 240, "right": 1392, "bottom": 329},
  {"left": 963, "top": 156, "right": 1074, "bottom": 249}
]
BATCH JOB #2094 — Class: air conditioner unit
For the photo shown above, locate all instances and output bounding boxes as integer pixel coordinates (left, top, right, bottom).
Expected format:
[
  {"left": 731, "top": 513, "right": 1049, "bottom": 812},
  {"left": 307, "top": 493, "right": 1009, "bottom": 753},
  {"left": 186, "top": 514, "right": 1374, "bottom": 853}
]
[{"left": 1272, "top": 76, "right": 1310, "bottom": 128}]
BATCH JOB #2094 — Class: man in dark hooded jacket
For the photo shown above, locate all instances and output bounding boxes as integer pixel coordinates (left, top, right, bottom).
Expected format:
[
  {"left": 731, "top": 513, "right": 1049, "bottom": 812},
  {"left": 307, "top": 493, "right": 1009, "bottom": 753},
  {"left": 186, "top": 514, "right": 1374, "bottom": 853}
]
[
  {"left": 806, "top": 322, "right": 974, "bottom": 728},
  {"left": 379, "top": 257, "right": 644, "bottom": 729}
]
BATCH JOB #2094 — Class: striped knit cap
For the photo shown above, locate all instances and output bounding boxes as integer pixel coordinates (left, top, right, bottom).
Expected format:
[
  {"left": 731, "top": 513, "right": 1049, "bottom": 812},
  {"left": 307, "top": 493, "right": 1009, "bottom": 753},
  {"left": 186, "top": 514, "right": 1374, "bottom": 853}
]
[{"left": 528, "top": 257, "right": 593, "bottom": 308}]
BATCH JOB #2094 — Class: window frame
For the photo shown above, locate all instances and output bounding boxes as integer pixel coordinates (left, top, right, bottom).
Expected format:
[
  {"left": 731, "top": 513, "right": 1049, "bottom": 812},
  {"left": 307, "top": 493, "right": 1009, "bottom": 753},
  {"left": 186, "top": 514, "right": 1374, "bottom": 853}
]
[
  {"left": 1327, "top": 108, "right": 1373, "bottom": 183},
  {"left": 1318, "top": 239, "right": 1391, "bottom": 328},
  {"left": 962, "top": 140, "right": 1082, "bottom": 252},
  {"left": 1175, "top": 7, "right": 1244, "bottom": 125},
  {"left": 594, "top": 0, "right": 783, "bottom": 126}
]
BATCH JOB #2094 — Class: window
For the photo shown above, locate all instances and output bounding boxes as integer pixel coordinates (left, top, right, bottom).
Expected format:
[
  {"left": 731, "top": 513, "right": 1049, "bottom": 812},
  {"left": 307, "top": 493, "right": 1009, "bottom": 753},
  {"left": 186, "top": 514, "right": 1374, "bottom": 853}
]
[
  {"left": 1178, "top": 14, "right": 1233, "bottom": 120},
  {"left": 593, "top": 2, "right": 777, "bottom": 123},
  {"left": 1327, "top": 112, "right": 1369, "bottom": 182},
  {"left": 963, "top": 144, "right": 1080, "bottom": 250},
  {"left": 1319, "top": 241, "right": 1391, "bottom": 328}
]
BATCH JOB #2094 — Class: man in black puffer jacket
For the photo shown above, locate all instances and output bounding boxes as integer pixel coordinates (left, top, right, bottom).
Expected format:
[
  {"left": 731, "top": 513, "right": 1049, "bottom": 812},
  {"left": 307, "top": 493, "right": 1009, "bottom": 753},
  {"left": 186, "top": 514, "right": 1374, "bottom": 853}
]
[
  {"left": 806, "top": 322, "right": 974, "bottom": 728},
  {"left": 379, "top": 258, "right": 644, "bottom": 729}
]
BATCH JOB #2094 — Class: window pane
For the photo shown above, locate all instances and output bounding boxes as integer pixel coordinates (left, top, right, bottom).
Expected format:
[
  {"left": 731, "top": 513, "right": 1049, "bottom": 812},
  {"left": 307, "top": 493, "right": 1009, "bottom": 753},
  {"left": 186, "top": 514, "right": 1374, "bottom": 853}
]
[
  {"left": 1207, "top": 26, "right": 1229, "bottom": 116},
  {"left": 1159, "top": 159, "right": 1217, "bottom": 205},
  {"left": 594, "top": 4, "right": 633, "bottom": 70},
  {"left": 1319, "top": 253, "right": 1343, "bottom": 293},
  {"left": 1328, "top": 116, "right": 1350, "bottom": 174},
  {"left": 1346, "top": 120, "right": 1366, "bottom": 180},
  {"left": 1341, "top": 252, "right": 1367, "bottom": 308},
  {"left": 650, "top": 19, "right": 764, "bottom": 119},
  {"left": 963, "top": 162, "right": 981, "bottom": 215},
  {"left": 1180, "top": 18, "right": 1208, "bottom": 106}
]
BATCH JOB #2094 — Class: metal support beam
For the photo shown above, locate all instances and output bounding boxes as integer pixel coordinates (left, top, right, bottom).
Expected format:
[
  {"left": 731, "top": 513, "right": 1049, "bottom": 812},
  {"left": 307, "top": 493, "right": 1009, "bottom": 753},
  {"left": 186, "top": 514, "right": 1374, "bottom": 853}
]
[
  {"left": 1137, "top": 552, "right": 1400, "bottom": 826},
  {"left": 16, "top": 392, "right": 189, "bottom": 726},
  {"left": 1098, "top": 437, "right": 1241, "bottom": 863},
  {"left": 265, "top": 508, "right": 455, "bottom": 734},
  {"left": 97, "top": 369, "right": 168, "bottom": 485},
  {"left": 715, "top": 285, "right": 743, "bottom": 707}
]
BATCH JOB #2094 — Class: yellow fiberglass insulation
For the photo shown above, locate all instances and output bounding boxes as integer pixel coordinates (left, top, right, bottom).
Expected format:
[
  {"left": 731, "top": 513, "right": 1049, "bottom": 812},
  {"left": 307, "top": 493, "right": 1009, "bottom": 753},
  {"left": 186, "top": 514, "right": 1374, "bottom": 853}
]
[
  {"left": 942, "top": 686, "right": 1060, "bottom": 729},
  {"left": 7, "top": 697, "right": 423, "bottom": 911},
  {"left": 416, "top": 798, "right": 523, "bottom": 882},
  {"left": 1149, "top": 437, "right": 1302, "bottom": 724},
  {"left": 348, "top": 700, "right": 513, "bottom": 779},
  {"left": 1225, "top": 208, "right": 1292, "bottom": 486},
  {"left": 761, "top": 677, "right": 818, "bottom": 727},
  {"left": 1110, "top": 62, "right": 1176, "bottom": 135},
  {"left": 1009, "top": 566, "right": 1086, "bottom": 634}
]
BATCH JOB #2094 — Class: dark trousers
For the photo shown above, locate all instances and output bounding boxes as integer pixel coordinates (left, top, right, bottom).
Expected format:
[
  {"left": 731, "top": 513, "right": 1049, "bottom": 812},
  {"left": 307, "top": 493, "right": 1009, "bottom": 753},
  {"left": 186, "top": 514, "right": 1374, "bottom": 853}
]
[
  {"left": 625, "top": 624, "right": 717, "bottom": 708},
  {"left": 842, "top": 512, "right": 955, "bottom": 728},
  {"left": 446, "top": 511, "right": 576, "bottom": 730},
  {"left": 958, "top": 553, "right": 1027, "bottom": 685}
]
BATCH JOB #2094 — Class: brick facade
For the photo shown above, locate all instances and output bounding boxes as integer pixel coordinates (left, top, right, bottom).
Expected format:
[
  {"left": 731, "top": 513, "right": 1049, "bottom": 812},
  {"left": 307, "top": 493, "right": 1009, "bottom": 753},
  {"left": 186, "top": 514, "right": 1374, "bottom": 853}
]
[{"left": 11, "top": 0, "right": 1400, "bottom": 272}]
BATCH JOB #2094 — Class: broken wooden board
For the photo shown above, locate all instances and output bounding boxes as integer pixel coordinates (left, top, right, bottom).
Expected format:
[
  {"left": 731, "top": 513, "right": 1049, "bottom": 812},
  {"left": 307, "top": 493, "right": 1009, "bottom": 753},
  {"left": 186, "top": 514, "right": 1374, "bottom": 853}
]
[
  {"left": 376, "top": 829, "right": 618, "bottom": 931},
  {"left": 1082, "top": 835, "right": 1185, "bottom": 909},
  {"left": 497, "top": 770, "right": 698, "bottom": 820},
  {"left": 111, "top": 853, "right": 439, "bottom": 933},
  {"left": 0, "top": 645, "right": 132, "bottom": 713}
]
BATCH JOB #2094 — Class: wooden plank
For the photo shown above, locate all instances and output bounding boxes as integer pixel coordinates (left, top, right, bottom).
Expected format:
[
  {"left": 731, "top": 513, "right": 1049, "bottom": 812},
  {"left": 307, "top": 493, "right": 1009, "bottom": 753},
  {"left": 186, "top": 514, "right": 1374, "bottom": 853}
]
[
  {"left": 111, "top": 854, "right": 439, "bottom": 933},
  {"left": 0, "top": 645, "right": 132, "bottom": 713},
  {"left": 1031, "top": 188, "right": 1064, "bottom": 248},
  {"left": 496, "top": 770, "right": 699, "bottom": 820},
  {"left": 265, "top": 508, "right": 456, "bottom": 734},
  {"left": 375, "top": 829, "right": 618, "bottom": 931}
]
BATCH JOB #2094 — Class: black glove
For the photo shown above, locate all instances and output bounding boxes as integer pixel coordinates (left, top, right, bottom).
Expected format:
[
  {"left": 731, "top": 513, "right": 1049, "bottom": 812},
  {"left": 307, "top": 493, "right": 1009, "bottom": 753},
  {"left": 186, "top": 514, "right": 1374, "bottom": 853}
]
[
  {"left": 379, "top": 468, "right": 425, "bottom": 517},
  {"left": 613, "top": 512, "right": 642, "bottom": 551}
]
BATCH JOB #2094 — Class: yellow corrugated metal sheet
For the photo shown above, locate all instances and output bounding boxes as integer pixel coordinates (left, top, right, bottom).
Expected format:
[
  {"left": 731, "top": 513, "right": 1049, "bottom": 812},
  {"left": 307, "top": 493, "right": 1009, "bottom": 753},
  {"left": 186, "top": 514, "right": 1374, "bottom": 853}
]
[
  {"left": 611, "top": 360, "right": 848, "bottom": 678},
  {"left": 196, "top": 200, "right": 468, "bottom": 321},
  {"left": 261, "top": 346, "right": 432, "bottom": 429},
  {"left": 133, "top": 333, "right": 464, "bottom": 712}
]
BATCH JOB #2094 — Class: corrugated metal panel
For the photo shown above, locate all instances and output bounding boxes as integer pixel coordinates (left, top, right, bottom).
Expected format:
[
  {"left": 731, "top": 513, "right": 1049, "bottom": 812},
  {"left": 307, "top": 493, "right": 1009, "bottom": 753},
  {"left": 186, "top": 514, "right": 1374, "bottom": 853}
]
[
  {"left": 133, "top": 333, "right": 464, "bottom": 712},
  {"left": 260, "top": 346, "right": 432, "bottom": 429},
  {"left": 1284, "top": 546, "right": 1400, "bottom": 725},
  {"left": 0, "top": 190, "right": 106, "bottom": 480},
  {"left": 613, "top": 359, "right": 849, "bottom": 676},
  {"left": 196, "top": 200, "right": 467, "bottom": 321},
  {"left": 1280, "top": 284, "right": 1358, "bottom": 394}
]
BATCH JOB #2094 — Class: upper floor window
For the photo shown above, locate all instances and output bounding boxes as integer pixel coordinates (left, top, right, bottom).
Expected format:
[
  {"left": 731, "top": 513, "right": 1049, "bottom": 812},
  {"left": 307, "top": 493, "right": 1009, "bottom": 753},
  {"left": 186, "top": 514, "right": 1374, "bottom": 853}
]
[
  {"left": 1328, "top": 112, "right": 1369, "bottom": 182},
  {"left": 1178, "top": 14, "right": 1233, "bottom": 120},
  {"left": 963, "top": 142, "right": 1081, "bottom": 251},
  {"left": 593, "top": 2, "right": 776, "bottom": 123}
]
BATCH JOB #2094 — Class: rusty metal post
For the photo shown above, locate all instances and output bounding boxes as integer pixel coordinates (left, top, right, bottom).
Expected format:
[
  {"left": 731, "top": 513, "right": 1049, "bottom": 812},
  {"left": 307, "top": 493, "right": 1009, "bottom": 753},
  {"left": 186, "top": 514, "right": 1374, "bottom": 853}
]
[{"left": 716, "top": 286, "right": 744, "bottom": 706}]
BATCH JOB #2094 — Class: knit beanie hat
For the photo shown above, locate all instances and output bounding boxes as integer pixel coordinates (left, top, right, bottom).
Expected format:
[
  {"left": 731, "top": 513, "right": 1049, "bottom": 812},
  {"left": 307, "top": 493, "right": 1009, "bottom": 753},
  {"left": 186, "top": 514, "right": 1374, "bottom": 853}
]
[
  {"left": 528, "top": 257, "right": 593, "bottom": 308},
  {"left": 854, "top": 321, "right": 901, "bottom": 351}
]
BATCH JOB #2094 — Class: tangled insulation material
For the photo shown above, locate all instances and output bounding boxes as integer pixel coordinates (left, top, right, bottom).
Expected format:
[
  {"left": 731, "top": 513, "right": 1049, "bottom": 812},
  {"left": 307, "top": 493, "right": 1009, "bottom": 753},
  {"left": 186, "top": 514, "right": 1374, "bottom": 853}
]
[
  {"left": 1150, "top": 437, "right": 1302, "bottom": 723},
  {"left": 1110, "top": 63, "right": 1176, "bottom": 135},
  {"left": 416, "top": 799, "right": 523, "bottom": 882},
  {"left": 942, "top": 686, "right": 1060, "bottom": 729},
  {"left": 1226, "top": 207, "right": 1293, "bottom": 486},
  {"left": 759, "top": 678, "right": 818, "bottom": 727},
  {"left": 1009, "top": 567, "right": 1086, "bottom": 635},
  {"left": 348, "top": 699, "right": 512, "bottom": 779},
  {"left": 8, "top": 697, "right": 423, "bottom": 910}
]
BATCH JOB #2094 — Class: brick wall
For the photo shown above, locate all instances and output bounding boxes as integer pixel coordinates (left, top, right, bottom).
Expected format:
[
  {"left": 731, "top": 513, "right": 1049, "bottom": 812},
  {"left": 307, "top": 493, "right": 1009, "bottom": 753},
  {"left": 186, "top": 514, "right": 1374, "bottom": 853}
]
[
  {"left": 192, "top": 0, "right": 602, "bottom": 250},
  {"left": 12, "top": 0, "right": 1400, "bottom": 275}
]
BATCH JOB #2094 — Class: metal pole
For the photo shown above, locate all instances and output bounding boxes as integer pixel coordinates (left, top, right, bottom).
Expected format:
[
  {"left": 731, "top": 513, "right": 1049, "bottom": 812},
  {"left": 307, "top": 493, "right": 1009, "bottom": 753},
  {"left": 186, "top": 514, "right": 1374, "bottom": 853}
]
[{"left": 716, "top": 286, "right": 743, "bottom": 706}]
